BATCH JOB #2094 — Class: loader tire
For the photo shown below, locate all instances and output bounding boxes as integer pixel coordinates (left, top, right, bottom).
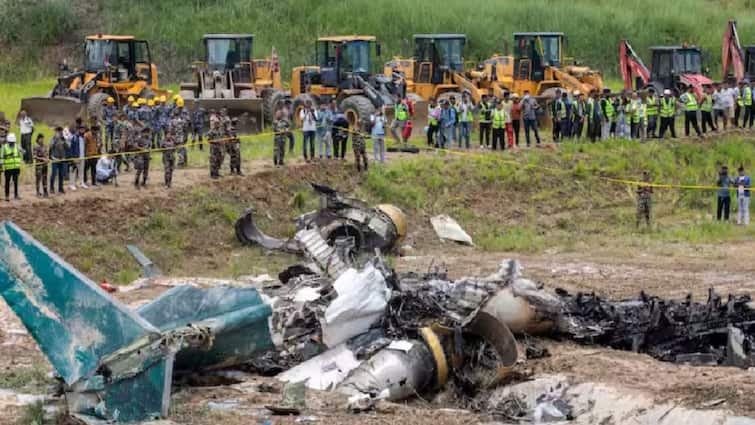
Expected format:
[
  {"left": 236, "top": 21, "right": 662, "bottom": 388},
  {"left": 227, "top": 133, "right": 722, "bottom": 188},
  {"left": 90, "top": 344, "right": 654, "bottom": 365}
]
[
  {"left": 87, "top": 92, "right": 110, "bottom": 124},
  {"left": 292, "top": 93, "right": 318, "bottom": 128},
  {"left": 340, "top": 95, "right": 375, "bottom": 129},
  {"left": 263, "top": 89, "right": 288, "bottom": 125}
]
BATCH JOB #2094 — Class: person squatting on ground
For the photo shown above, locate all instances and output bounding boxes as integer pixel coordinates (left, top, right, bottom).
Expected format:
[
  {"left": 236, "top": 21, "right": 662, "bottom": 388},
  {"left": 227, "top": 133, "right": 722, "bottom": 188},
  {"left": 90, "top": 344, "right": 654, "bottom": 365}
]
[
  {"left": 33, "top": 134, "right": 49, "bottom": 197},
  {"left": 208, "top": 118, "right": 226, "bottom": 178},
  {"left": 133, "top": 127, "right": 151, "bottom": 188},
  {"left": 272, "top": 110, "right": 289, "bottom": 166},
  {"left": 636, "top": 171, "right": 653, "bottom": 228},
  {"left": 2, "top": 133, "right": 22, "bottom": 201},
  {"left": 352, "top": 119, "right": 369, "bottom": 172},
  {"left": 96, "top": 154, "right": 118, "bottom": 187}
]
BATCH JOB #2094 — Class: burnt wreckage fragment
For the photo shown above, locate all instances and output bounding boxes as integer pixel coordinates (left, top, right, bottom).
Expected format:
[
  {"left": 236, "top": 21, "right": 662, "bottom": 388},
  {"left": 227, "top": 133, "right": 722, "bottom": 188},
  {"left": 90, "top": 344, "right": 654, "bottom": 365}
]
[{"left": 235, "top": 183, "right": 407, "bottom": 255}]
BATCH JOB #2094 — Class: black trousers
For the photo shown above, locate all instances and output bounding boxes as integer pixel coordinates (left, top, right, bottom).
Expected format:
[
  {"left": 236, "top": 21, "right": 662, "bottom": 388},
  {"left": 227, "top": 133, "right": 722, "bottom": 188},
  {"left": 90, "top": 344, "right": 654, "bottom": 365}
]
[
  {"left": 4, "top": 169, "right": 19, "bottom": 199},
  {"left": 735, "top": 104, "right": 742, "bottom": 127},
  {"left": 717, "top": 196, "right": 731, "bottom": 221},
  {"left": 333, "top": 136, "right": 347, "bottom": 159},
  {"left": 685, "top": 111, "right": 701, "bottom": 137},
  {"left": 659, "top": 116, "right": 676, "bottom": 138},
  {"left": 479, "top": 122, "right": 491, "bottom": 146},
  {"left": 512, "top": 120, "right": 521, "bottom": 146},
  {"left": 750, "top": 104, "right": 755, "bottom": 128},
  {"left": 84, "top": 158, "right": 98, "bottom": 185},
  {"left": 701, "top": 111, "right": 716, "bottom": 133},
  {"left": 21, "top": 133, "right": 33, "bottom": 163},
  {"left": 427, "top": 123, "right": 438, "bottom": 146},
  {"left": 492, "top": 128, "right": 505, "bottom": 150},
  {"left": 742, "top": 104, "right": 752, "bottom": 128},
  {"left": 302, "top": 131, "right": 315, "bottom": 159},
  {"left": 647, "top": 115, "right": 657, "bottom": 138},
  {"left": 551, "top": 119, "right": 560, "bottom": 141}
]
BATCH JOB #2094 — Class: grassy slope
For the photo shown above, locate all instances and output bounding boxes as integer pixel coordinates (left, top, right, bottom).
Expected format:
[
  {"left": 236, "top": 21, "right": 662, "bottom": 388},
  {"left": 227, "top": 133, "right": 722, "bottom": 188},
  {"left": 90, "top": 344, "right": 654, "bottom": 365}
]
[{"left": 3, "top": 0, "right": 755, "bottom": 81}]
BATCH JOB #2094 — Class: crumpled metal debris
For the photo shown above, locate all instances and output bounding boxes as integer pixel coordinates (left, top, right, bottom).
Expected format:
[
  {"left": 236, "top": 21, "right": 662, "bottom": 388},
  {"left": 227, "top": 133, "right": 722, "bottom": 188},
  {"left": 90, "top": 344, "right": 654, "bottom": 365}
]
[
  {"left": 430, "top": 214, "right": 474, "bottom": 245},
  {"left": 236, "top": 183, "right": 407, "bottom": 255}
]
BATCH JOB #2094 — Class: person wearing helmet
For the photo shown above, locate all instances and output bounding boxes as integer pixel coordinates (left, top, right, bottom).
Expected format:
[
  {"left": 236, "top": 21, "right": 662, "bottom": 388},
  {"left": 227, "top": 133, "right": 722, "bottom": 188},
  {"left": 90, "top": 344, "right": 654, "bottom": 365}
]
[
  {"left": 147, "top": 99, "right": 162, "bottom": 148},
  {"left": 127, "top": 101, "right": 140, "bottom": 121},
  {"left": 102, "top": 97, "right": 117, "bottom": 151},
  {"left": 125, "top": 96, "right": 136, "bottom": 115},
  {"left": 658, "top": 89, "right": 677, "bottom": 139},
  {"left": 175, "top": 98, "right": 189, "bottom": 167},
  {"left": 2, "top": 133, "right": 22, "bottom": 201},
  {"left": 137, "top": 99, "right": 151, "bottom": 124}
]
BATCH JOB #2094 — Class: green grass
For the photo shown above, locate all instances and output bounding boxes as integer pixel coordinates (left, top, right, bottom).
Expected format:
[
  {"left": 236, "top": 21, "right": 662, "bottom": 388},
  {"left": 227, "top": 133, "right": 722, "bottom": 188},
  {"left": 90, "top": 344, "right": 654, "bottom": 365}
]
[
  {"left": 0, "top": 365, "right": 54, "bottom": 393},
  {"left": 4, "top": 0, "right": 755, "bottom": 81}
]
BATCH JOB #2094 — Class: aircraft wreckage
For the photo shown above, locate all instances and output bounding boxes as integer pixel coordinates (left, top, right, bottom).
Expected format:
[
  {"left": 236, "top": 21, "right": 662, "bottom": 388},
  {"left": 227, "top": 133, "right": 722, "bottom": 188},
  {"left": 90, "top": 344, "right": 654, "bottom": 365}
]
[
  {"left": 235, "top": 183, "right": 407, "bottom": 256},
  {"left": 2, "top": 218, "right": 755, "bottom": 423}
]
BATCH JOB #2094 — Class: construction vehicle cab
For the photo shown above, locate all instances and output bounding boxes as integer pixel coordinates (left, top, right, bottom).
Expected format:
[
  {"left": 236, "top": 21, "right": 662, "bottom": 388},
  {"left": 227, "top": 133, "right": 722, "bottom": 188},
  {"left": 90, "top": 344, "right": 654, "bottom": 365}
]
[
  {"left": 514, "top": 32, "right": 563, "bottom": 82},
  {"left": 21, "top": 34, "right": 165, "bottom": 127},
  {"left": 745, "top": 47, "right": 755, "bottom": 80},
  {"left": 290, "top": 35, "right": 398, "bottom": 128},
  {"left": 179, "top": 34, "right": 282, "bottom": 133},
  {"left": 649, "top": 46, "right": 703, "bottom": 92}
]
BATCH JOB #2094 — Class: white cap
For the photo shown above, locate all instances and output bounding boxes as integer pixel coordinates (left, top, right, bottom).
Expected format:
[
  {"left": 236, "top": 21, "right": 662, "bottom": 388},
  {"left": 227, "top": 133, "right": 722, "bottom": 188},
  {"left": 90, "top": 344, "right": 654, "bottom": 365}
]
[
  {"left": 663, "top": 89, "right": 671, "bottom": 95},
  {"left": 573, "top": 90, "right": 581, "bottom": 96},
  {"left": 6, "top": 133, "right": 16, "bottom": 143}
]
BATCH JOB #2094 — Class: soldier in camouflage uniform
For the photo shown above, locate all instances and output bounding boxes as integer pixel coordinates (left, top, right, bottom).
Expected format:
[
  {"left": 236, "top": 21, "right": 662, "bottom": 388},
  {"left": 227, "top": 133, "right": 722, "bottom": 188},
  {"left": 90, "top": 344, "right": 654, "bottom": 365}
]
[
  {"left": 636, "top": 171, "right": 653, "bottom": 228},
  {"left": 219, "top": 108, "right": 232, "bottom": 135},
  {"left": 127, "top": 102, "right": 140, "bottom": 122},
  {"left": 226, "top": 118, "right": 242, "bottom": 175},
  {"left": 168, "top": 107, "right": 187, "bottom": 167},
  {"left": 162, "top": 123, "right": 177, "bottom": 188},
  {"left": 159, "top": 98, "right": 172, "bottom": 144},
  {"left": 133, "top": 127, "right": 151, "bottom": 188},
  {"left": 272, "top": 110, "right": 288, "bottom": 166},
  {"left": 113, "top": 113, "right": 132, "bottom": 172},
  {"left": 191, "top": 107, "right": 206, "bottom": 150},
  {"left": 352, "top": 119, "right": 369, "bottom": 172},
  {"left": 208, "top": 119, "right": 225, "bottom": 179},
  {"left": 177, "top": 104, "right": 190, "bottom": 166},
  {"left": 149, "top": 100, "right": 162, "bottom": 148},
  {"left": 102, "top": 98, "right": 117, "bottom": 151}
]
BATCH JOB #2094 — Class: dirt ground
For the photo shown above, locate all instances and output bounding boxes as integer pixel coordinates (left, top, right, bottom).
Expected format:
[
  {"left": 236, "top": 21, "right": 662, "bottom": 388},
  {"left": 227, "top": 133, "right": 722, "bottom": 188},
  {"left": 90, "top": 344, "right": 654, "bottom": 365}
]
[{"left": 1, "top": 154, "right": 755, "bottom": 423}]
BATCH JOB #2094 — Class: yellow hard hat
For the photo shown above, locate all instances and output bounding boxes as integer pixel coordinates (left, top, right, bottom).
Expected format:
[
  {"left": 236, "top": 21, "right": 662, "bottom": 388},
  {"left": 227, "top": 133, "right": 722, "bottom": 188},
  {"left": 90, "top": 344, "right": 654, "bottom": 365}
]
[
  {"left": 137, "top": 98, "right": 146, "bottom": 105},
  {"left": 127, "top": 96, "right": 135, "bottom": 103},
  {"left": 159, "top": 95, "right": 167, "bottom": 103},
  {"left": 172, "top": 94, "right": 179, "bottom": 101},
  {"left": 176, "top": 98, "right": 185, "bottom": 107},
  {"left": 106, "top": 96, "right": 115, "bottom": 104},
  {"left": 147, "top": 99, "right": 155, "bottom": 106},
  {"left": 132, "top": 102, "right": 139, "bottom": 108}
]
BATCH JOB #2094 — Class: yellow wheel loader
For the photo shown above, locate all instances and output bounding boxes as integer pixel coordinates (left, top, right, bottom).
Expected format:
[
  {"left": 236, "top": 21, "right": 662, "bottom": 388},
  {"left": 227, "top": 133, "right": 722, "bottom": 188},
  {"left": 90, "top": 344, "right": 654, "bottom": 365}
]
[
  {"left": 287, "top": 36, "right": 401, "bottom": 128},
  {"left": 20, "top": 34, "right": 169, "bottom": 127},
  {"left": 179, "top": 34, "right": 284, "bottom": 133}
]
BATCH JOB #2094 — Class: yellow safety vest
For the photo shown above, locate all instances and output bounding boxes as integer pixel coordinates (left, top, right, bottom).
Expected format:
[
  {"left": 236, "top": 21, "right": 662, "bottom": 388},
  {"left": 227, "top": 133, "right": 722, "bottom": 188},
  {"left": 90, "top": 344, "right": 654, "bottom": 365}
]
[
  {"left": 2, "top": 144, "right": 21, "bottom": 171},
  {"left": 683, "top": 93, "right": 698, "bottom": 111},
  {"left": 645, "top": 96, "right": 658, "bottom": 116},
  {"left": 395, "top": 105, "right": 408, "bottom": 121},
  {"left": 660, "top": 97, "right": 675, "bottom": 118},
  {"left": 492, "top": 109, "right": 506, "bottom": 129},
  {"left": 700, "top": 94, "right": 713, "bottom": 112},
  {"left": 745, "top": 87, "right": 753, "bottom": 106}
]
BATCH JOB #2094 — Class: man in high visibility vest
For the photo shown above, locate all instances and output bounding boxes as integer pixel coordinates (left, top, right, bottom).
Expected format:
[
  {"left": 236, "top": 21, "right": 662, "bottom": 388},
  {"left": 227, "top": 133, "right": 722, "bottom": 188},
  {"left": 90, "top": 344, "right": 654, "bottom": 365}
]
[
  {"left": 2, "top": 133, "right": 22, "bottom": 201},
  {"left": 630, "top": 91, "right": 644, "bottom": 140},
  {"left": 555, "top": 91, "right": 570, "bottom": 142},
  {"left": 390, "top": 98, "right": 410, "bottom": 145},
  {"left": 681, "top": 86, "right": 702, "bottom": 138},
  {"left": 658, "top": 89, "right": 677, "bottom": 139},
  {"left": 491, "top": 100, "right": 507, "bottom": 151},
  {"left": 572, "top": 91, "right": 585, "bottom": 139},
  {"left": 742, "top": 80, "right": 754, "bottom": 129},
  {"left": 645, "top": 88, "right": 659, "bottom": 138},
  {"left": 550, "top": 89, "right": 562, "bottom": 142},
  {"left": 700, "top": 85, "right": 716, "bottom": 134},
  {"left": 600, "top": 88, "right": 614, "bottom": 141}
]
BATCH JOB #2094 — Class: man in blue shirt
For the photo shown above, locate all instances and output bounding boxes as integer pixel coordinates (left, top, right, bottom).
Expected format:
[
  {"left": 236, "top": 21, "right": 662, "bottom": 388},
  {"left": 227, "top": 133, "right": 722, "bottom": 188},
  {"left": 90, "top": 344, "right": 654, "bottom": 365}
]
[
  {"left": 439, "top": 100, "right": 456, "bottom": 149},
  {"left": 716, "top": 166, "right": 733, "bottom": 221},
  {"left": 735, "top": 166, "right": 751, "bottom": 225}
]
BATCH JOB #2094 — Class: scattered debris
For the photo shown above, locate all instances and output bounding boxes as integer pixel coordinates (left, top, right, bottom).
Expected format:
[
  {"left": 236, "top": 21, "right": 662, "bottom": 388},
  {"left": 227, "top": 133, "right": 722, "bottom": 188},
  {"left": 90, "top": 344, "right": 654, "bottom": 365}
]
[
  {"left": 266, "top": 380, "right": 306, "bottom": 416},
  {"left": 235, "top": 183, "right": 407, "bottom": 255},
  {"left": 430, "top": 214, "right": 474, "bottom": 245},
  {"left": 126, "top": 244, "right": 162, "bottom": 278}
]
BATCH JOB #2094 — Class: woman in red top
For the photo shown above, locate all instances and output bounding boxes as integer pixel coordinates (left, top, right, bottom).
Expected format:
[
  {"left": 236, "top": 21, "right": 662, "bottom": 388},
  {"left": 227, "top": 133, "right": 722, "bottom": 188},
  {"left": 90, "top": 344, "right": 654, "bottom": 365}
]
[{"left": 510, "top": 94, "right": 523, "bottom": 147}]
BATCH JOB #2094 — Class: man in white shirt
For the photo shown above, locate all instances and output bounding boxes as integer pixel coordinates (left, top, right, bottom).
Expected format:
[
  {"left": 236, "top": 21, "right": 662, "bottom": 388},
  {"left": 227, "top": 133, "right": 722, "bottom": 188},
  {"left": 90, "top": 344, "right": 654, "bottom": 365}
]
[
  {"left": 299, "top": 100, "right": 317, "bottom": 162},
  {"left": 18, "top": 110, "right": 34, "bottom": 164},
  {"left": 96, "top": 154, "right": 118, "bottom": 186}
]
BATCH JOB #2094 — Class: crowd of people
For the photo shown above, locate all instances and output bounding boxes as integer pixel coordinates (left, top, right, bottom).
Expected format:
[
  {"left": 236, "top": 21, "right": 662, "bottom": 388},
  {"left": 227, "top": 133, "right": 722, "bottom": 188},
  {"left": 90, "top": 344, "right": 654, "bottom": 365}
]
[{"left": 0, "top": 95, "right": 243, "bottom": 201}]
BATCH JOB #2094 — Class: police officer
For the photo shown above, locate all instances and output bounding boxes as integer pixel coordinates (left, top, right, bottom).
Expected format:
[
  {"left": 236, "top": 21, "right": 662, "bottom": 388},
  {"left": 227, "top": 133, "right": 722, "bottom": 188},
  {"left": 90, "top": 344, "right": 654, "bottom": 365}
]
[
  {"left": 192, "top": 107, "right": 206, "bottom": 150},
  {"left": 133, "top": 127, "right": 151, "bottom": 188},
  {"left": 102, "top": 97, "right": 117, "bottom": 150},
  {"left": 162, "top": 122, "right": 176, "bottom": 188},
  {"left": 227, "top": 118, "right": 242, "bottom": 176}
]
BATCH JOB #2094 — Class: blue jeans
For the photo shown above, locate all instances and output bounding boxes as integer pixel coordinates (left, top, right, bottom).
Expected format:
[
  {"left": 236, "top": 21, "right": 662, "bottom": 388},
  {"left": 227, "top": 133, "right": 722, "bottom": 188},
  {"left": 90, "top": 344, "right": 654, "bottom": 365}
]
[
  {"left": 459, "top": 122, "right": 471, "bottom": 148},
  {"left": 524, "top": 119, "right": 541, "bottom": 146},
  {"left": 50, "top": 162, "right": 65, "bottom": 192},
  {"left": 317, "top": 130, "right": 331, "bottom": 158},
  {"left": 372, "top": 135, "right": 385, "bottom": 162},
  {"left": 441, "top": 126, "right": 454, "bottom": 149}
]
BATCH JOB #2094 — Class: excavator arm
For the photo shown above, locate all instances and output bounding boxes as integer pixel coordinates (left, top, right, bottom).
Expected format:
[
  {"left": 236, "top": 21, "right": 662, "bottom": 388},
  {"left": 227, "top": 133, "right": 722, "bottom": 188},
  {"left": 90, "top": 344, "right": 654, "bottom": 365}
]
[
  {"left": 722, "top": 20, "right": 745, "bottom": 82},
  {"left": 549, "top": 66, "right": 593, "bottom": 95},
  {"left": 619, "top": 40, "right": 650, "bottom": 91}
]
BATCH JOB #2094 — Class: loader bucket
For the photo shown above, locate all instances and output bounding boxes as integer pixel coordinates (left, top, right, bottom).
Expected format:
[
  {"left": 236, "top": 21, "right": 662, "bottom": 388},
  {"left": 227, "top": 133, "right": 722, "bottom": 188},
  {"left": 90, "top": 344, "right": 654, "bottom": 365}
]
[
  {"left": 20, "top": 96, "right": 84, "bottom": 128},
  {"left": 185, "top": 98, "right": 264, "bottom": 133}
]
